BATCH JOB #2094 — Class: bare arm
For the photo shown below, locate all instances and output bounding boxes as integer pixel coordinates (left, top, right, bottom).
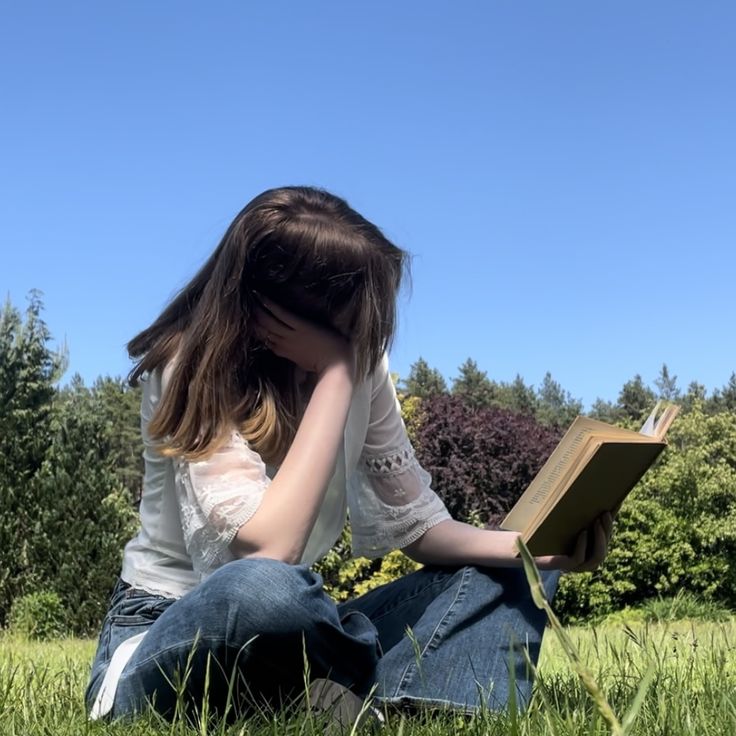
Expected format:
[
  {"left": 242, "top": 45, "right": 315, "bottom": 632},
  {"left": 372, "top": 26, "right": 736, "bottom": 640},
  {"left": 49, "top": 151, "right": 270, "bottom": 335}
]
[
  {"left": 229, "top": 298, "right": 355, "bottom": 564},
  {"left": 403, "top": 514, "right": 613, "bottom": 572}
]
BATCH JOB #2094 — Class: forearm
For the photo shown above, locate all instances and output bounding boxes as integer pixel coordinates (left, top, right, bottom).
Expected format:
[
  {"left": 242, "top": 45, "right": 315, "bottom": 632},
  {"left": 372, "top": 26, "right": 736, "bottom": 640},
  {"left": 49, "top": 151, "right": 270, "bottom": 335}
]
[
  {"left": 403, "top": 519, "right": 524, "bottom": 568},
  {"left": 404, "top": 517, "right": 603, "bottom": 572},
  {"left": 231, "top": 362, "right": 354, "bottom": 563}
]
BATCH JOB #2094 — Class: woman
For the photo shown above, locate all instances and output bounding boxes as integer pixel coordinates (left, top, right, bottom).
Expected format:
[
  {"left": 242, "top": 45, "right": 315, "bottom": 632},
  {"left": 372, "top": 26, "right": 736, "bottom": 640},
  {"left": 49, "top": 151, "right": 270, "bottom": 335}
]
[{"left": 86, "top": 186, "right": 612, "bottom": 722}]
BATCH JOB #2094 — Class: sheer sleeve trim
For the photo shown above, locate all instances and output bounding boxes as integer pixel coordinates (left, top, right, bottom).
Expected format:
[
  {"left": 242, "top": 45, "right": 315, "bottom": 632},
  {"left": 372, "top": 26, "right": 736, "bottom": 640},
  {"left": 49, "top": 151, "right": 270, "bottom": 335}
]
[
  {"left": 173, "top": 430, "right": 270, "bottom": 575},
  {"left": 350, "top": 436, "right": 451, "bottom": 559}
]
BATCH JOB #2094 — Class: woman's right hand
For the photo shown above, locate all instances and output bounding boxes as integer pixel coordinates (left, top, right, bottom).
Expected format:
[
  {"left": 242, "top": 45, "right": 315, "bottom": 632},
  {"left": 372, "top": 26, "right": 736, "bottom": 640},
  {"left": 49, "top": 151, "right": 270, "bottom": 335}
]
[{"left": 253, "top": 295, "right": 355, "bottom": 380}]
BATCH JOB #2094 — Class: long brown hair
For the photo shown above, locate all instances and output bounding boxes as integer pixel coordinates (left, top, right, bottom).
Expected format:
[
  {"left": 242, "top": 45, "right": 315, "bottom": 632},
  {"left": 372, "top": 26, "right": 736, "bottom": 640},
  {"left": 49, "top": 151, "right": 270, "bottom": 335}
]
[{"left": 128, "top": 186, "right": 407, "bottom": 463}]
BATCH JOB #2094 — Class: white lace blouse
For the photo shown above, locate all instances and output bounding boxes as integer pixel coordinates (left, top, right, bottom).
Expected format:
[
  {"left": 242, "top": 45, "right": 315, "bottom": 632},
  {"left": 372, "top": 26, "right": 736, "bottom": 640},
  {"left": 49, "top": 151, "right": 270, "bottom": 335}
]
[{"left": 120, "top": 354, "right": 451, "bottom": 599}]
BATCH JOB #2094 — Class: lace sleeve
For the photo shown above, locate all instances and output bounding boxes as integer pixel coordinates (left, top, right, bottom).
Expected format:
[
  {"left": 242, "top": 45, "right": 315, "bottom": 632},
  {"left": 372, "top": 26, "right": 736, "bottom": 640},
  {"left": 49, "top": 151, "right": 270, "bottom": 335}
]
[
  {"left": 173, "top": 431, "right": 270, "bottom": 576},
  {"left": 348, "top": 356, "right": 451, "bottom": 559}
]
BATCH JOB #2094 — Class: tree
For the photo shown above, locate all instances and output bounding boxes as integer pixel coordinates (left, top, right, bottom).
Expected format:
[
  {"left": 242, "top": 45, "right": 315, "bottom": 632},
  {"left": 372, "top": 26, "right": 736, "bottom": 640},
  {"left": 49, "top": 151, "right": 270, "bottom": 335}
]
[
  {"left": 90, "top": 376, "right": 143, "bottom": 503},
  {"left": 654, "top": 363, "right": 680, "bottom": 402},
  {"left": 535, "top": 372, "right": 583, "bottom": 427},
  {"left": 617, "top": 374, "right": 656, "bottom": 422},
  {"left": 682, "top": 381, "right": 707, "bottom": 414},
  {"left": 31, "top": 380, "right": 138, "bottom": 634},
  {"left": 493, "top": 374, "right": 538, "bottom": 417},
  {"left": 588, "top": 398, "right": 620, "bottom": 424},
  {"left": 402, "top": 357, "right": 447, "bottom": 399},
  {"left": 451, "top": 358, "right": 497, "bottom": 409},
  {"left": 0, "top": 292, "right": 66, "bottom": 624},
  {"left": 711, "top": 373, "right": 736, "bottom": 413}
]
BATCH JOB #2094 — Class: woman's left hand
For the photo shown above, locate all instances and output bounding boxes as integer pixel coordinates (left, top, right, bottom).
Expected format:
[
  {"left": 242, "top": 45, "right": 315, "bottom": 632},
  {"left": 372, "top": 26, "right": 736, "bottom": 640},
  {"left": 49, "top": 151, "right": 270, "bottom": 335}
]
[{"left": 534, "top": 511, "right": 615, "bottom": 572}]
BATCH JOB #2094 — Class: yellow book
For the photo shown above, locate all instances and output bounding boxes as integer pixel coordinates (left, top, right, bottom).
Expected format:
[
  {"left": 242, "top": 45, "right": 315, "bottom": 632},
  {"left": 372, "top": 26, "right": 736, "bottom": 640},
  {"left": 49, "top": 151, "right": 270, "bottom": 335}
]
[{"left": 500, "top": 403, "right": 679, "bottom": 556}]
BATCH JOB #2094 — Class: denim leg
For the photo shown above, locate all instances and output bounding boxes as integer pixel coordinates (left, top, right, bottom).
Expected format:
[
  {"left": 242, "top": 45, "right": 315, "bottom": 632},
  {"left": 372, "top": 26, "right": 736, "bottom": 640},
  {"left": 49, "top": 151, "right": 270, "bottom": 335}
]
[
  {"left": 340, "top": 565, "right": 560, "bottom": 713},
  {"left": 111, "top": 558, "right": 380, "bottom": 719},
  {"left": 85, "top": 579, "right": 175, "bottom": 712}
]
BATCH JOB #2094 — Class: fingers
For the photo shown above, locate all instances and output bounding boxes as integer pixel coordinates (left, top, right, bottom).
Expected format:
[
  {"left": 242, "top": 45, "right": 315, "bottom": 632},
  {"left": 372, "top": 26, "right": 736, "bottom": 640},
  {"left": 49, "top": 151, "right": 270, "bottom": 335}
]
[
  {"left": 534, "top": 511, "right": 615, "bottom": 573},
  {"left": 601, "top": 510, "right": 614, "bottom": 538},
  {"left": 576, "top": 516, "right": 610, "bottom": 572},
  {"left": 254, "top": 308, "right": 292, "bottom": 340},
  {"left": 255, "top": 294, "right": 299, "bottom": 331},
  {"left": 535, "top": 530, "right": 587, "bottom": 571}
]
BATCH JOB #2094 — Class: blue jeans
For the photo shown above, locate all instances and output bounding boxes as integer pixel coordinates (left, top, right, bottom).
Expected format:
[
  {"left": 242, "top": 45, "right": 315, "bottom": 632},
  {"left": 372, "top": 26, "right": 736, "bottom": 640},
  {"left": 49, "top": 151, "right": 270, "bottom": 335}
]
[{"left": 85, "top": 559, "right": 559, "bottom": 719}]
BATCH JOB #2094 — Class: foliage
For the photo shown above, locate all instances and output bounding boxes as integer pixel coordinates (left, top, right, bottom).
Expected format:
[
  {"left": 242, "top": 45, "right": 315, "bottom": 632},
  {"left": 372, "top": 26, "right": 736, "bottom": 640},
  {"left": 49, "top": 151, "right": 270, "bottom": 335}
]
[
  {"left": 451, "top": 358, "right": 497, "bottom": 409},
  {"left": 398, "top": 394, "right": 424, "bottom": 444},
  {"left": 654, "top": 363, "right": 680, "bottom": 402},
  {"left": 314, "top": 526, "right": 421, "bottom": 602},
  {"left": 599, "top": 590, "right": 733, "bottom": 626},
  {"left": 401, "top": 357, "right": 448, "bottom": 399},
  {"left": 0, "top": 293, "right": 66, "bottom": 625},
  {"left": 0, "top": 294, "right": 138, "bottom": 635},
  {"left": 556, "top": 404, "right": 736, "bottom": 621},
  {"left": 410, "top": 394, "right": 562, "bottom": 525},
  {"left": 31, "top": 380, "right": 139, "bottom": 635},
  {"left": 8, "top": 590, "right": 66, "bottom": 640},
  {"left": 711, "top": 371, "right": 736, "bottom": 412},
  {"left": 535, "top": 371, "right": 583, "bottom": 428},
  {"left": 88, "top": 375, "right": 144, "bottom": 502},
  {"left": 499, "top": 374, "right": 539, "bottom": 416},
  {"left": 616, "top": 375, "right": 657, "bottom": 422}
]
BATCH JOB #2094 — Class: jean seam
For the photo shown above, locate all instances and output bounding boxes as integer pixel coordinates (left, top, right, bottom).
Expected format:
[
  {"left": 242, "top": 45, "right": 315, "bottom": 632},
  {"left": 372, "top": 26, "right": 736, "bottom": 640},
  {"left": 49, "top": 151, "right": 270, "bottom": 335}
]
[
  {"left": 393, "top": 566, "right": 471, "bottom": 698},
  {"left": 120, "top": 634, "right": 227, "bottom": 675},
  {"left": 361, "top": 575, "right": 455, "bottom": 625}
]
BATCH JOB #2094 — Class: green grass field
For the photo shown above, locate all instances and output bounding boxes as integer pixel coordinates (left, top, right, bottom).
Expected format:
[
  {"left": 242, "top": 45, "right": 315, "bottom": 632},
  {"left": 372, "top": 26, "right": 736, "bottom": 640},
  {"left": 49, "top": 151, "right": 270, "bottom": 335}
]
[{"left": 2, "top": 619, "right": 736, "bottom": 736}]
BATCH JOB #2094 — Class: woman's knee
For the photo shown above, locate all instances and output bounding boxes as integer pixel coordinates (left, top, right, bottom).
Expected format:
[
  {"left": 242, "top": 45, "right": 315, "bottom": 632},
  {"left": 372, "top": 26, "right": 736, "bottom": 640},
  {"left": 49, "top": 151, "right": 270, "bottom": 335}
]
[{"left": 201, "top": 558, "right": 326, "bottom": 632}]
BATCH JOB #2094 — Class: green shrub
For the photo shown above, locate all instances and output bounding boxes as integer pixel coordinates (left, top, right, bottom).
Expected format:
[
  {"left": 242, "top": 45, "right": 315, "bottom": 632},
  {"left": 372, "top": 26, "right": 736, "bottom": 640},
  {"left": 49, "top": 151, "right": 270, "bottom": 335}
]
[
  {"left": 8, "top": 591, "right": 66, "bottom": 640},
  {"left": 314, "top": 526, "right": 421, "bottom": 602},
  {"left": 637, "top": 591, "right": 733, "bottom": 623},
  {"left": 597, "top": 591, "right": 732, "bottom": 626},
  {"left": 556, "top": 405, "right": 736, "bottom": 621}
]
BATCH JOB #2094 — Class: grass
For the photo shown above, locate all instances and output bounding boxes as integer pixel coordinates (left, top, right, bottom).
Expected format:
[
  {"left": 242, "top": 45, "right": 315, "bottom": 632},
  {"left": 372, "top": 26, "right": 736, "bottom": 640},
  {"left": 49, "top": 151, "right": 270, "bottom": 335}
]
[{"left": 2, "top": 617, "right": 736, "bottom": 736}]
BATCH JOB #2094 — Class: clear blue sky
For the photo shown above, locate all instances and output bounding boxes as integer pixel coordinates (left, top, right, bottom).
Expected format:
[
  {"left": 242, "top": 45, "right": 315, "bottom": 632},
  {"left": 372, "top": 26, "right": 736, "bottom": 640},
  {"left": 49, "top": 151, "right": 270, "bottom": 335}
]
[{"left": 2, "top": 1, "right": 735, "bottom": 408}]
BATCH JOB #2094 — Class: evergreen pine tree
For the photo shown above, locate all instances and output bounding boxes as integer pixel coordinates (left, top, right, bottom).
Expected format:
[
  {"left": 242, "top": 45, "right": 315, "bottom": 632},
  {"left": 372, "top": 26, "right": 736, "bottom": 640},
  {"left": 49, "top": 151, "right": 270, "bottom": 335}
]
[
  {"left": 535, "top": 372, "right": 583, "bottom": 427},
  {"left": 32, "top": 380, "right": 138, "bottom": 634},
  {"left": 654, "top": 363, "right": 681, "bottom": 401},
  {"left": 0, "top": 292, "right": 66, "bottom": 623},
  {"left": 711, "top": 373, "right": 736, "bottom": 413},
  {"left": 402, "top": 357, "right": 447, "bottom": 399},
  {"left": 496, "top": 374, "right": 538, "bottom": 416},
  {"left": 451, "top": 358, "right": 497, "bottom": 409},
  {"left": 617, "top": 374, "right": 656, "bottom": 421},
  {"left": 682, "top": 381, "right": 707, "bottom": 413}
]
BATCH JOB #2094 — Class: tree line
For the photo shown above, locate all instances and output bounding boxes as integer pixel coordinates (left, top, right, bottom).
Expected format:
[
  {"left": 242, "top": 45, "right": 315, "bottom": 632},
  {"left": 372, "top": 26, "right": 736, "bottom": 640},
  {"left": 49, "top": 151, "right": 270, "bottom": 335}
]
[
  {"left": 403, "top": 356, "right": 736, "bottom": 426},
  {"left": 2, "top": 293, "right": 735, "bottom": 635}
]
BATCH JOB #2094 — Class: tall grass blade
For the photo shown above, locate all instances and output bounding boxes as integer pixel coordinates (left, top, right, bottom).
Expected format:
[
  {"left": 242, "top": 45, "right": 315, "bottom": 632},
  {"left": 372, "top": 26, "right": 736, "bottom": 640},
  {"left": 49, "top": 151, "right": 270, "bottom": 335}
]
[{"left": 517, "top": 537, "right": 625, "bottom": 736}]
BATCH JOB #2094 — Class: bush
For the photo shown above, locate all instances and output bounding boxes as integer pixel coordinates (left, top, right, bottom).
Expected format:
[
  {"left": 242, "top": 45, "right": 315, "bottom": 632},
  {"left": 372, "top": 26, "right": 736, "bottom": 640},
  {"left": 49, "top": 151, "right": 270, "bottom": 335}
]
[
  {"left": 411, "top": 395, "right": 562, "bottom": 525},
  {"left": 598, "top": 591, "right": 733, "bottom": 626},
  {"left": 556, "top": 405, "right": 736, "bottom": 621},
  {"left": 8, "top": 591, "right": 66, "bottom": 640},
  {"left": 314, "top": 526, "right": 422, "bottom": 602}
]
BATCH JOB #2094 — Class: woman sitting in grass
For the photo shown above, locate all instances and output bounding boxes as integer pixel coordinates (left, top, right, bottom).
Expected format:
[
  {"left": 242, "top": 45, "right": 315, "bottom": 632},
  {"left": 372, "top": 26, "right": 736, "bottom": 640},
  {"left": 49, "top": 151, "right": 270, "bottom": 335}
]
[{"left": 86, "top": 186, "right": 613, "bottom": 724}]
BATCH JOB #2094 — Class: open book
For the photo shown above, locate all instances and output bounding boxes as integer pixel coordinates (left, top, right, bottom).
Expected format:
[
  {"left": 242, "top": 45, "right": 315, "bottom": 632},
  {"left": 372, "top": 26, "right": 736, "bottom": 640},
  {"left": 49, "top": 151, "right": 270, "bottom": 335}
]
[{"left": 500, "top": 402, "right": 680, "bottom": 556}]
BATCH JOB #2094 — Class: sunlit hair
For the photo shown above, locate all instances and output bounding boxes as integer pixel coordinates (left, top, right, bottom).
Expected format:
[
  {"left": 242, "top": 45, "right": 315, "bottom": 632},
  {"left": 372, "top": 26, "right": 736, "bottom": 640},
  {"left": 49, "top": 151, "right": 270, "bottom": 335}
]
[{"left": 127, "top": 186, "right": 407, "bottom": 463}]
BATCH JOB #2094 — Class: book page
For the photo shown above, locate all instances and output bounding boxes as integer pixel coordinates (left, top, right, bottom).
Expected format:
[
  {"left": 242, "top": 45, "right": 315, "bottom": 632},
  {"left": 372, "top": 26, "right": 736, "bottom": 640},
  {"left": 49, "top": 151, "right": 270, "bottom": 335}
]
[{"left": 640, "top": 402, "right": 680, "bottom": 439}]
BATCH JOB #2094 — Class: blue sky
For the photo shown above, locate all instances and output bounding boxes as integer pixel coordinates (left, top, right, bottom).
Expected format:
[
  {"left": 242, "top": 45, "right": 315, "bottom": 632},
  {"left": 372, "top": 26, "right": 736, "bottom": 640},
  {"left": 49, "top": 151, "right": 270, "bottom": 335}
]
[{"left": 2, "top": 1, "right": 735, "bottom": 408}]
